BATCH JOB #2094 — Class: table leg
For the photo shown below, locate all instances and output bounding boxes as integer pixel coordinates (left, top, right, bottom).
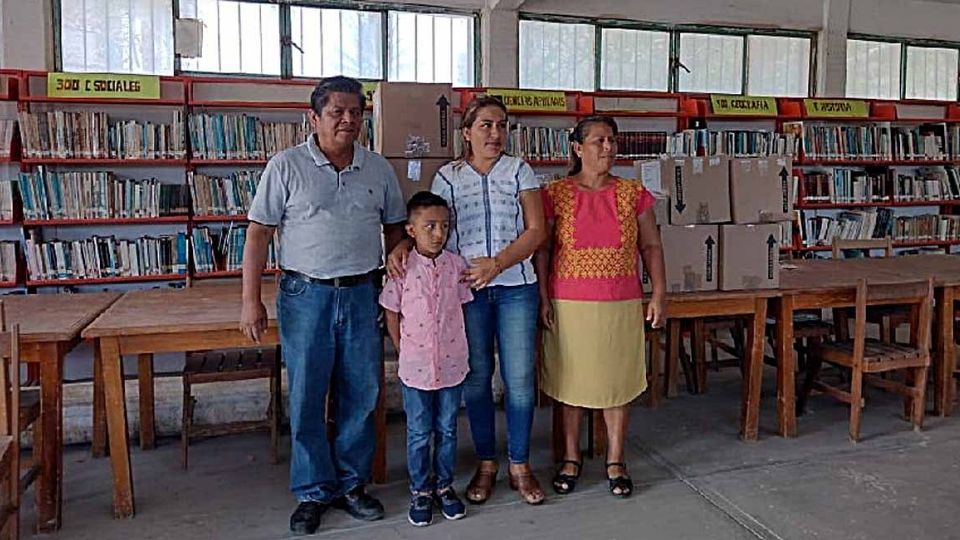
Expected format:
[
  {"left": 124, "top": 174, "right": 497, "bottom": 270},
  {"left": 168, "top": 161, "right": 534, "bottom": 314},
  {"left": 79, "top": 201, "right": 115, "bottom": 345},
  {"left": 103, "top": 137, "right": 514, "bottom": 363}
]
[
  {"left": 647, "top": 330, "right": 662, "bottom": 408},
  {"left": 934, "top": 286, "right": 956, "bottom": 416},
  {"left": 372, "top": 359, "right": 386, "bottom": 484},
  {"left": 776, "top": 296, "right": 797, "bottom": 438},
  {"left": 100, "top": 337, "right": 134, "bottom": 518},
  {"left": 137, "top": 353, "right": 155, "bottom": 450},
  {"left": 741, "top": 298, "right": 767, "bottom": 442},
  {"left": 35, "top": 343, "right": 63, "bottom": 532},
  {"left": 92, "top": 340, "right": 108, "bottom": 458},
  {"left": 667, "top": 320, "right": 681, "bottom": 398}
]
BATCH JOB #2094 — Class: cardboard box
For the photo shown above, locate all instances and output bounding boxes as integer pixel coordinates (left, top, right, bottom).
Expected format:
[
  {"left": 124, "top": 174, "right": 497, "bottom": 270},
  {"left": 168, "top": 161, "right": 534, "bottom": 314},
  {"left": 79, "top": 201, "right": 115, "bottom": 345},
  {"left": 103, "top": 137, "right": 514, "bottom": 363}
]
[
  {"left": 375, "top": 82, "right": 454, "bottom": 159},
  {"left": 729, "top": 157, "right": 794, "bottom": 224},
  {"left": 386, "top": 158, "right": 449, "bottom": 202},
  {"left": 719, "top": 224, "right": 781, "bottom": 291},
  {"left": 660, "top": 225, "right": 719, "bottom": 293},
  {"left": 636, "top": 159, "right": 667, "bottom": 198},
  {"left": 652, "top": 197, "right": 669, "bottom": 226},
  {"left": 664, "top": 156, "right": 731, "bottom": 225}
]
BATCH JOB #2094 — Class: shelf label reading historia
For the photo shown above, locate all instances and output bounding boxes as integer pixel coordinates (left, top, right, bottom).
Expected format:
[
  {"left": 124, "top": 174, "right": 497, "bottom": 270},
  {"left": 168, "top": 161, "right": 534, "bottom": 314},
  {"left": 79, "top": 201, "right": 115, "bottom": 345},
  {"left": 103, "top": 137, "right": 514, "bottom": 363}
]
[
  {"left": 47, "top": 72, "right": 161, "bottom": 100},
  {"left": 710, "top": 95, "right": 777, "bottom": 116},
  {"left": 803, "top": 99, "right": 869, "bottom": 118},
  {"left": 485, "top": 89, "right": 567, "bottom": 112}
]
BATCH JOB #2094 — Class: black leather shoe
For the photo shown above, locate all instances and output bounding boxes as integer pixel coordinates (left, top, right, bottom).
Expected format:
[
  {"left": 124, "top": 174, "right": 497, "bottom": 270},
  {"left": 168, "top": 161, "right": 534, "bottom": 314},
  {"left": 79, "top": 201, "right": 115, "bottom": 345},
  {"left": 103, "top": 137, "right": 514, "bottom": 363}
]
[
  {"left": 334, "top": 486, "right": 385, "bottom": 521},
  {"left": 290, "top": 501, "right": 327, "bottom": 535}
]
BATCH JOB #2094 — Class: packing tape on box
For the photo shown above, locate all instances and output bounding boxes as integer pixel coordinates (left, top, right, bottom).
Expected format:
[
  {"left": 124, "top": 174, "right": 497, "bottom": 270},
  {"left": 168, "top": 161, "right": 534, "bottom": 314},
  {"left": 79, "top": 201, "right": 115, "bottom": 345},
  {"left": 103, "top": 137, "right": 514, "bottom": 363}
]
[{"left": 407, "top": 160, "right": 422, "bottom": 182}]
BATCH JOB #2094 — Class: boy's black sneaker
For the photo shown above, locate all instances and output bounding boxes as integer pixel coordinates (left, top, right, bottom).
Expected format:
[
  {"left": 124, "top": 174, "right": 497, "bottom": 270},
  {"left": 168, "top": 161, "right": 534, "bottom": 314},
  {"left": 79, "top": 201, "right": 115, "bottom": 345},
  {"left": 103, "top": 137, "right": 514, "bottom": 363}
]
[
  {"left": 434, "top": 487, "right": 467, "bottom": 520},
  {"left": 408, "top": 494, "right": 434, "bottom": 527},
  {"left": 333, "top": 486, "right": 385, "bottom": 521},
  {"left": 290, "top": 501, "right": 327, "bottom": 536}
]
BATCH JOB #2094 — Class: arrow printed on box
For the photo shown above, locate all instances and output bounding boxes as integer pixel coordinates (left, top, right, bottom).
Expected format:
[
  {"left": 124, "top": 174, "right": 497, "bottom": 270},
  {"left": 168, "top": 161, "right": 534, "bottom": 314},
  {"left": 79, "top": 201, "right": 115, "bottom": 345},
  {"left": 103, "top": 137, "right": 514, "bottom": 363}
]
[
  {"left": 674, "top": 165, "right": 686, "bottom": 213},
  {"left": 779, "top": 167, "right": 790, "bottom": 213},
  {"left": 705, "top": 235, "right": 715, "bottom": 282},
  {"left": 766, "top": 234, "right": 777, "bottom": 280},
  {"left": 436, "top": 95, "right": 450, "bottom": 148}
]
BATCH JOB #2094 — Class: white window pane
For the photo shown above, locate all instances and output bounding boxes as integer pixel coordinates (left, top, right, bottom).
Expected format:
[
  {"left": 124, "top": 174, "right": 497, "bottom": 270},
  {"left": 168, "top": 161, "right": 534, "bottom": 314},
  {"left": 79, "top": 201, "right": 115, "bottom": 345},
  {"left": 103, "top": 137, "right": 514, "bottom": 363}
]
[
  {"left": 290, "top": 6, "right": 383, "bottom": 79},
  {"left": 747, "top": 35, "right": 810, "bottom": 97},
  {"left": 388, "top": 11, "right": 475, "bottom": 86},
  {"left": 519, "top": 20, "right": 594, "bottom": 91},
  {"left": 61, "top": 0, "right": 173, "bottom": 75},
  {"left": 906, "top": 46, "right": 959, "bottom": 101},
  {"left": 846, "top": 39, "right": 901, "bottom": 99},
  {"left": 679, "top": 33, "right": 743, "bottom": 94},
  {"left": 180, "top": 0, "right": 280, "bottom": 75},
  {"left": 600, "top": 28, "right": 669, "bottom": 91}
]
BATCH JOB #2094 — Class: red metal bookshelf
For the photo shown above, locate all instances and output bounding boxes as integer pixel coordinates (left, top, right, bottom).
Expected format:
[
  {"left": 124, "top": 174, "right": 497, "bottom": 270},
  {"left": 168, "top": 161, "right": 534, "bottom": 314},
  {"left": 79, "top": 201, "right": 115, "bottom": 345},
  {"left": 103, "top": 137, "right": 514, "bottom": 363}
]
[
  {"left": 795, "top": 158, "right": 960, "bottom": 166},
  {"left": 190, "top": 159, "right": 269, "bottom": 166},
  {"left": 795, "top": 239, "right": 960, "bottom": 252},
  {"left": 796, "top": 200, "right": 960, "bottom": 210},
  {"left": 26, "top": 273, "right": 187, "bottom": 287},
  {"left": 23, "top": 216, "right": 189, "bottom": 227},
  {"left": 192, "top": 215, "right": 249, "bottom": 223},
  {"left": 192, "top": 268, "right": 278, "bottom": 280},
  {"left": 21, "top": 158, "right": 188, "bottom": 166}
]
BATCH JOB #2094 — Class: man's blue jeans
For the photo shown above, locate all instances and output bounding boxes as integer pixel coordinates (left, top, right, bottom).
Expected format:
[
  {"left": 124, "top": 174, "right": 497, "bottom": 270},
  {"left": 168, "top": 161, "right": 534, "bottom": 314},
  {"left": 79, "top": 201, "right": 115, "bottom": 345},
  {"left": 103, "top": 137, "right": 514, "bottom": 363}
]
[
  {"left": 462, "top": 283, "right": 539, "bottom": 464},
  {"left": 401, "top": 383, "right": 464, "bottom": 493},
  {"left": 277, "top": 272, "right": 381, "bottom": 503}
]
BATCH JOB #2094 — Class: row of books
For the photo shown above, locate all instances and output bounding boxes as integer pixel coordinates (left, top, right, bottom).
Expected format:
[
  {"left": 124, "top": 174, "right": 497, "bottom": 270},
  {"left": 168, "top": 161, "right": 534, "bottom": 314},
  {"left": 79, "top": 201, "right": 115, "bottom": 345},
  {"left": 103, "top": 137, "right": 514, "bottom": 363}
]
[
  {"left": 0, "top": 242, "right": 16, "bottom": 282},
  {"left": 18, "top": 170, "right": 190, "bottom": 221},
  {"left": 802, "top": 208, "right": 895, "bottom": 246},
  {"left": 893, "top": 214, "right": 960, "bottom": 241},
  {"left": 188, "top": 171, "right": 260, "bottom": 216},
  {"left": 799, "top": 166, "right": 960, "bottom": 203},
  {"left": 18, "top": 111, "right": 186, "bottom": 160},
  {"left": 618, "top": 132, "right": 668, "bottom": 159},
  {"left": 0, "top": 182, "right": 12, "bottom": 221},
  {"left": 191, "top": 224, "right": 277, "bottom": 273},
  {"left": 24, "top": 230, "right": 188, "bottom": 281},
  {"left": 800, "top": 123, "right": 956, "bottom": 161},
  {"left": 505, "top": 125, "right": 571, "bottom": 161},
  {"left": 188, "top": 113, "right": 308, "bottom": 160},
  {"left": 0, "top": 120, "right": 15, "bottom": 158},
  {"left": 666, "top": 129, "right": 797, "bottom": 157}
]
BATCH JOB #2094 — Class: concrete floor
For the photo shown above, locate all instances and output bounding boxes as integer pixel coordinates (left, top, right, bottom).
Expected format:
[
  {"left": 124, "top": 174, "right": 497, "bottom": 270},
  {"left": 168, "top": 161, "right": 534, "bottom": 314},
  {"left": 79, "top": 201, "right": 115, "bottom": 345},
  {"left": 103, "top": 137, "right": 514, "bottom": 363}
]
[{"left": 20, "top": 368, "right": 960, "bottom": 540}]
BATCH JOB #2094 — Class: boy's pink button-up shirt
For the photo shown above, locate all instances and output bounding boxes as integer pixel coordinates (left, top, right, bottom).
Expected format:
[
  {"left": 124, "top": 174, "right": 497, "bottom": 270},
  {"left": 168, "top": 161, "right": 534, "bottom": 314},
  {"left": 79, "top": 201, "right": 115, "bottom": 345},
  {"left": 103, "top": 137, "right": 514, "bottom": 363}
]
[{"left": 379, "top": 249, "right": 474, "bottom": 391}]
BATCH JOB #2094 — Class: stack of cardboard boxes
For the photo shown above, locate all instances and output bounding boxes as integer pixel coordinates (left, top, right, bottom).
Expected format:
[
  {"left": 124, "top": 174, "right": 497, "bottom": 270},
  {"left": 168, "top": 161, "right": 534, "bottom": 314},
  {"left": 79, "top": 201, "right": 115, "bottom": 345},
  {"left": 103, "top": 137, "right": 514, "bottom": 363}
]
[
  {"left": 374, "top": 82, "right": 456, "bottom": 200},
  {"left": 639, "top": 155, "right": 792, "bottom": 293}
]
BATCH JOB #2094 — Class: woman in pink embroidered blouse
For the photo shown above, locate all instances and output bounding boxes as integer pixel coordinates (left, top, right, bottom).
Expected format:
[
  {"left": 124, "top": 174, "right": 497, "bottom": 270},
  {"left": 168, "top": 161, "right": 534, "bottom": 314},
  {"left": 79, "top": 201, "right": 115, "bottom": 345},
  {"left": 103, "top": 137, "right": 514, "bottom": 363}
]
[{"left": 534, "top": 116, "right": 667, "bottom": 500}]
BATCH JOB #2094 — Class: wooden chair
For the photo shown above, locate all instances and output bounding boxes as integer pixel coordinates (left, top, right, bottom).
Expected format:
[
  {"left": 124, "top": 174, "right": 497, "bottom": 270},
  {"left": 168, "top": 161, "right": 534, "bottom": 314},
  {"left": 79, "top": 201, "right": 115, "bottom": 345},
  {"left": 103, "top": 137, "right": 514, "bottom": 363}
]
[
  {"left": 832, "top": 237, "right": 909, "bottom": 344},
  {"left": 0, "top": 306, "right": 21, "bottom": 539},
  {"left": 804, "top": 278, "right": 933, "bottom": 441},
  {"left": 181, "top": 347, "right": 282, "bottom": 470}
]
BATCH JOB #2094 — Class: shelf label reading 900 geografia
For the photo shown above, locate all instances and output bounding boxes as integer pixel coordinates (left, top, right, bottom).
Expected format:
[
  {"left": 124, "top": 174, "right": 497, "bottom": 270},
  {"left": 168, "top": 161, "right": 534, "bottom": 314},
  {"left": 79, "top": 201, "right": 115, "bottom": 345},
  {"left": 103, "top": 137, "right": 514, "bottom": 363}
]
[
  {"left": 47, "top": 72, "right": 161, "bottom": 100},
  {"left": 803, "top": 99, "right": 869, "bottom": 118},
  {"left": 485, "top": 89, "right": 568, "bottom": 112},
  {"left": 710, "top": 95, "right": 777, "bottom": 116}
]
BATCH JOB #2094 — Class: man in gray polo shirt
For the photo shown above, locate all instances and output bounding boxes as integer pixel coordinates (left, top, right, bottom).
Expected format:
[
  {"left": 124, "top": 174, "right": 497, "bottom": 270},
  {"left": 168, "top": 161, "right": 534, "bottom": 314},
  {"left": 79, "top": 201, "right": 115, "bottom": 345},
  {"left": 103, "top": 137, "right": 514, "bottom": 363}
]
[{"left": 241, "top": 76, "right": 406, "bottom": 536}]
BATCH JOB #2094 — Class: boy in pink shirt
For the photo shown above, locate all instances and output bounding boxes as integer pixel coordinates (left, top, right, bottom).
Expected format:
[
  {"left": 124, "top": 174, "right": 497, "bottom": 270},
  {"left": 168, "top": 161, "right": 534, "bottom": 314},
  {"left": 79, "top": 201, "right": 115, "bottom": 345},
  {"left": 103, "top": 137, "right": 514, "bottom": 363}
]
[{"left": 379, "top": 191, "right": 473, "bottom": 527}]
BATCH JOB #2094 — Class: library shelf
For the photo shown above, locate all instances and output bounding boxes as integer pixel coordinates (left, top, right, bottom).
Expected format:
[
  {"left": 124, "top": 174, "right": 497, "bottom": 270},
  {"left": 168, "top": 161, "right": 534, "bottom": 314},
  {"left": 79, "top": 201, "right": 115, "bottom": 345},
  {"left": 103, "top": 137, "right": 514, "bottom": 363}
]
[
  {"left": 507, "top": 110, "right": 582, "bottom": 118},
  {"left": 0, "top": 156, "right": 16, "bottom": 164},
  {"left": 189, "top": 100, "right": 309, "bottom": 109},
  {"left": 22, "top": 216, "right": 190, "bottom": 227},
  {"left": 702, "top": 114, "right": 785, "bottom": 121},
  {"left": 0, "top": 281, "right": 18, "bottom": 289},
  {"left": 598, "top": 111, "right": 686, "bottom": 118},
  {"left": 192, "top": 268, "right": 278, "bottom": 280},
  {"left": 191, "top": 215, "right": 249, "bottom": 223},
  {"left": 190, "top": 159, "right": 269, "bottom": 166},
  {"left": 527, "top": 159, "right": 635, "bottom": 167},
  {"left": 21, "top": 158, "right": 188, "bottom": 166},
  {"left": 794, "top": 239, "right": 960, "bottom": 252},
  {"left": 795, "top": 200, "right": 960, "bottom": 210},
  {"left": 20, "top": 96, "right": 185, "bottom": 106},
  {"left": 0, "top": 219, "right": 15, "bottom": 226},
  {"left": 26, "top": 273, "right": 187, "bottom": 287},
  {"left": 798, "top": 116, "right": 892, "bottom": 123},
  {"left": 794, "top": 159, "right": 960, "bottom": 167}
]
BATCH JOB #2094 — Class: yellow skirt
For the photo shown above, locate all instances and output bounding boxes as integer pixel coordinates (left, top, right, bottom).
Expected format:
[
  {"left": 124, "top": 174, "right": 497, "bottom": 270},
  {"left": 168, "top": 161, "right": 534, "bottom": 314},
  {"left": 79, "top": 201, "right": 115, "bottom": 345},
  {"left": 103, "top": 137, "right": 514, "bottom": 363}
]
[{"left": 542, "top": 299, "right": 647, "bottom": 409}]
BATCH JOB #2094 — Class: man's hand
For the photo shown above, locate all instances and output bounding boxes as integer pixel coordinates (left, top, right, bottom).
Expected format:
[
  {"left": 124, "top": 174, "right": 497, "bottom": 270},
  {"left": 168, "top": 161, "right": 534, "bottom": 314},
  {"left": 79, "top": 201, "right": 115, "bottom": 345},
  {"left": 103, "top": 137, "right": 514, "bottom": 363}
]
[{"left": 240, "top": 299, "right": 268, "bottom": 344}]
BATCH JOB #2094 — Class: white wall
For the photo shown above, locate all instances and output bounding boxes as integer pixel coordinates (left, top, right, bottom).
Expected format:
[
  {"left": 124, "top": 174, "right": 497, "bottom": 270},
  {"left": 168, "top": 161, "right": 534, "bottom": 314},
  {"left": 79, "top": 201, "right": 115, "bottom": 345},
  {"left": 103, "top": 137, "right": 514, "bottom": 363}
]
[
  {"left": 851, "top": 0, "right": 960, "bottom": 41},
  {"left": 0, "top": 0, "right": 50, "bottom": 69}
]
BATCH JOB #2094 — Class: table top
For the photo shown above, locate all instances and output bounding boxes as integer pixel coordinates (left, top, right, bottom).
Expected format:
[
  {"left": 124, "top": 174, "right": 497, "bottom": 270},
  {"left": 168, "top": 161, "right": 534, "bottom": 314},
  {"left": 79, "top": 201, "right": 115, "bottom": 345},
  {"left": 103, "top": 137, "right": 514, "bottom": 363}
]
[
  {"left": 781, "top": 254, "right": 960, "bottom": 292},
  {"left": 3, "top": 292, "right": 121, "bottom": 343},
  {"left": 82, "top": 283, "right": 277, "bottom": 338}
]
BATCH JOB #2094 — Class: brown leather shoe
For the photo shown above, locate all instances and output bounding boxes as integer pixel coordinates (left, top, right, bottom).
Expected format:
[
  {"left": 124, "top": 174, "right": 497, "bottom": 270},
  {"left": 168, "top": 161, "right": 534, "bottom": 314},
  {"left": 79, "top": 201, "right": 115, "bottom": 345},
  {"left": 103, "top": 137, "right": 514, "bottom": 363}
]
[
  {"left": 508, "top": 464, "right": 545, "bottom": 505},
  {"left": 465, "top": 461, "right": 498, "bottom": 504}
]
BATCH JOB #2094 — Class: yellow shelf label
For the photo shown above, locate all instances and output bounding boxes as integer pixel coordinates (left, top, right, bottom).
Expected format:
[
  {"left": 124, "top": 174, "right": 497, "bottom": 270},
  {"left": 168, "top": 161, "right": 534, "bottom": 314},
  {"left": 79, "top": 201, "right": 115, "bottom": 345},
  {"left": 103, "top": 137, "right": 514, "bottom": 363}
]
[
  {"left": 710, "top": 95, "right": 777, "bottom": 116},
  {"left": 485, "top": 88, "right": 568, "bottom": 112},
  {"left": 47, "top": 72, "right": 161, "bottom": 100},
  {"left": 803, "top": 98, "right": 869, "bottom": 118}
]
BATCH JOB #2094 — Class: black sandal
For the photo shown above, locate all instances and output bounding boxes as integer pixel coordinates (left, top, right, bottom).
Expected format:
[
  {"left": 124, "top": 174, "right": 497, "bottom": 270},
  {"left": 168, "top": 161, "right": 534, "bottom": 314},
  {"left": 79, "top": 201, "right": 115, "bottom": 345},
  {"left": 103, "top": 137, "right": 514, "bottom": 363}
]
[
  {"left": 606, "top": 462, "right": 634, "bottom": 498},
  {"left": 551, "top": 459, "right": 582, "bottom": 495}
]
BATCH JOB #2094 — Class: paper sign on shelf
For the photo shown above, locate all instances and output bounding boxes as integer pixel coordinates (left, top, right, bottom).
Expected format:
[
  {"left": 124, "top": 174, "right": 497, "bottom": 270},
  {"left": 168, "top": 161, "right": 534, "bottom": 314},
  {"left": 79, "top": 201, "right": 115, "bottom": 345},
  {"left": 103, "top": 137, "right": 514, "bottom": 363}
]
[
  {"left": 803, "top": 99, "right": 869, "bottom": 118},
  {"left": 47, "top": 72, "right": 161, "bottom": 100},
  {"left": 485, "top": 88, "right": 567, "bottom": 112},
  {"left": 710, "top": 95, "right": 777, "bottom": 116}
]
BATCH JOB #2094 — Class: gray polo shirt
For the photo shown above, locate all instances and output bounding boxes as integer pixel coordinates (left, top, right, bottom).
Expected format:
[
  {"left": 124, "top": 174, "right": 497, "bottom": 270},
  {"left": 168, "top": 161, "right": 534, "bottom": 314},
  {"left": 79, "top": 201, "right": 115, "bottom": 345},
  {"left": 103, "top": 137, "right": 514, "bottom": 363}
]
[{"left": 248, "top": 136, "right": 406, "bottom": 279}]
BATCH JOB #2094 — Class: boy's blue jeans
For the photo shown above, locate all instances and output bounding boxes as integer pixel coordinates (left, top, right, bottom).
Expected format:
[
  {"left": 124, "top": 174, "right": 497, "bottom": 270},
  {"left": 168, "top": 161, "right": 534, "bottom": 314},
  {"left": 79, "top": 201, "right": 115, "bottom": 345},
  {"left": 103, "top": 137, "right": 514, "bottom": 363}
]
[
  {"left": 402, "top": 383, "right": 464, "bottom": 493},
  {"left": 462, "top": 283, "right": 539, "bottom": 464},
  {"left": 277, "top": 272, "right": 381, "bottom": 503}
]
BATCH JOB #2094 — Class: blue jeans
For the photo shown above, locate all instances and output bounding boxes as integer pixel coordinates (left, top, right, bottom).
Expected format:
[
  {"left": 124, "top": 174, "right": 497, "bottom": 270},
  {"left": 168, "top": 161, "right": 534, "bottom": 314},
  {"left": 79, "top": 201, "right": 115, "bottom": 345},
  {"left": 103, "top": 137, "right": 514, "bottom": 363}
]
[
  {"left": 462, "top": 283, "right": 539, "bottom": 464},
  {"left": 402, "top": 383, "right": 463, "bottom": 493},
  {"left": 277, "top": 272, "right": 381, "bottom": 503}
]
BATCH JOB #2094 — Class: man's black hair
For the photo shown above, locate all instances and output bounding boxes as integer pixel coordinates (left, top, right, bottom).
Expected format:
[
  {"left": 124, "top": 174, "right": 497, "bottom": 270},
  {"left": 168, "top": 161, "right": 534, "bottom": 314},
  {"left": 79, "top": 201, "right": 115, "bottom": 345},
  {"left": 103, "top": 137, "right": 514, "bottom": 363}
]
[
  {"left": 407, "top": 191, "right": 450, "bottom": 215},
  {"left": 310, "top": 76, "right": 366, "bottom": 114}
]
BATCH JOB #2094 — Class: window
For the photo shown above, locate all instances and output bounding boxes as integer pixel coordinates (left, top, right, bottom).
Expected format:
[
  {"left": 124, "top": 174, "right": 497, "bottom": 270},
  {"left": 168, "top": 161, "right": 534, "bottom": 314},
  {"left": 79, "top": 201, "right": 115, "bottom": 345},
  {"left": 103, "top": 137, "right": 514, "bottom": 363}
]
[
  {"left": 290, "top": 7, "right": 382, "bottom": 79},
  {"left": 846, "top": 39, "right": 901, "bottom": 99},
  {"left": 388, "top": 12, "right": 476, "bottom": 86},
  {"left": 678, "top": 33, "right": 744, "bottom": 94},
  {"left": 60, "top": 0, "right": 174, "bottom": 75},
  {"left": 519, "top": 20, "right": 595, "bottom": 91},
  {"left": 178, "top": 0, "right": 281, "bottom": 75},
  {"left": 747, "top": 35, "right": 810, "bottom": 97},
  {"left": 906, "top": 46, "right": 959, "bottom": 101},
  {"left": 600, "top": 28, "right": 670, "bottom": 91}
]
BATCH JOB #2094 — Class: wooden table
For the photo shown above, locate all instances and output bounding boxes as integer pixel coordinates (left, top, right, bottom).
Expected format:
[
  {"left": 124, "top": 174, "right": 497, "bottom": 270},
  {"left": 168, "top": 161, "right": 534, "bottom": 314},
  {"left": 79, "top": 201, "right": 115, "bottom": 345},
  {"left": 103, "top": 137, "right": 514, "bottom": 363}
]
[
  {"left": 775, "top": 255, "right": 960, "bottom": 437},
  {"left": 81, "top": 283, "right": 388, "bottom": 519},
  {"left": 4, "top": 292, "right": 121, "bottom": 532}
]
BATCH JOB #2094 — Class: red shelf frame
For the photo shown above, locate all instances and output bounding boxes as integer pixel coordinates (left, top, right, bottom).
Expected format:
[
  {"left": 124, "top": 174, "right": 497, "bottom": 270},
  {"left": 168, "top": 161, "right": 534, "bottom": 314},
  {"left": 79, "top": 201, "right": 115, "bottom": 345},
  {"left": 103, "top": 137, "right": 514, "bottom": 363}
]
[
  {"left": 26, "top": 273, "right": 187, "bottom": 287},
  {"left": 192, "top": 215, "right": 249, "bottom": 223},
  {"left": 23, "top": 216, "right": 189, "bottom": 227},
  {"left": 21, "top": 158, "right": 187, "bottom": 166},
  {"left": 796, "top": 200, "right": 960, "bottom": 210},
  {"left": 21, "top": 96, "right": 185, "bottom": 106},
  {"left": 795, "top": 159, "right": 960, "bottom": 166},
  {"left": 189, "top": 100, "right": 309, "bottom": 109},
  {"left": 596, "top": 111, "right": 686, "bottom": 118},
  {"left": 0, "top": 281, "right": 18, "bottom": 289},
  {"left": 192, "top": 268, "right": 278, "bottom": 279},
  {"left": 190, "top": 159, "right": 269, "bottom": 166},
  {"left": 796, "top": 239, "right": 960, "bottom": 252}
]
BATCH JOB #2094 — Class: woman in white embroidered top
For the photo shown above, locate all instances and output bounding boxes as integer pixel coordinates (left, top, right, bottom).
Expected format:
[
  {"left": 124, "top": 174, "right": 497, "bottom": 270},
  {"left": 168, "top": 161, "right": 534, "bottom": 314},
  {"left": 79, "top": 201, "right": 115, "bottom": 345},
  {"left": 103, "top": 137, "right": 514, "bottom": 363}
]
[{"left": 388, "top": 96, "right": 547, "bottom": 505}]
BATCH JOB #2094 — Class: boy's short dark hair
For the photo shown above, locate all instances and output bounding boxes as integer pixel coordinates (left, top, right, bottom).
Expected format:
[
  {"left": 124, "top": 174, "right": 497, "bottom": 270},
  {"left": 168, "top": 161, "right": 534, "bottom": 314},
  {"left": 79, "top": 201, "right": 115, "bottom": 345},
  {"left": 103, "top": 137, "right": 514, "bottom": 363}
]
[
  {"left": 407, "top": 191, "right": 450, "bottom": 215},
  {"left": 310, "top": 76, "right": 366, "bottom": 114}
]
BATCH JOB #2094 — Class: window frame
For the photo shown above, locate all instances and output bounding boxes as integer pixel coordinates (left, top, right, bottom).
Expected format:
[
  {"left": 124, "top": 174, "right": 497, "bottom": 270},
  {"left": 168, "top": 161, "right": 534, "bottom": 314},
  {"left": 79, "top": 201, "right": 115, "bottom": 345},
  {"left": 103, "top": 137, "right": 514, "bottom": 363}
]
[{"left": 848, "top": 33, "right": 960, "bottom": 102}]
